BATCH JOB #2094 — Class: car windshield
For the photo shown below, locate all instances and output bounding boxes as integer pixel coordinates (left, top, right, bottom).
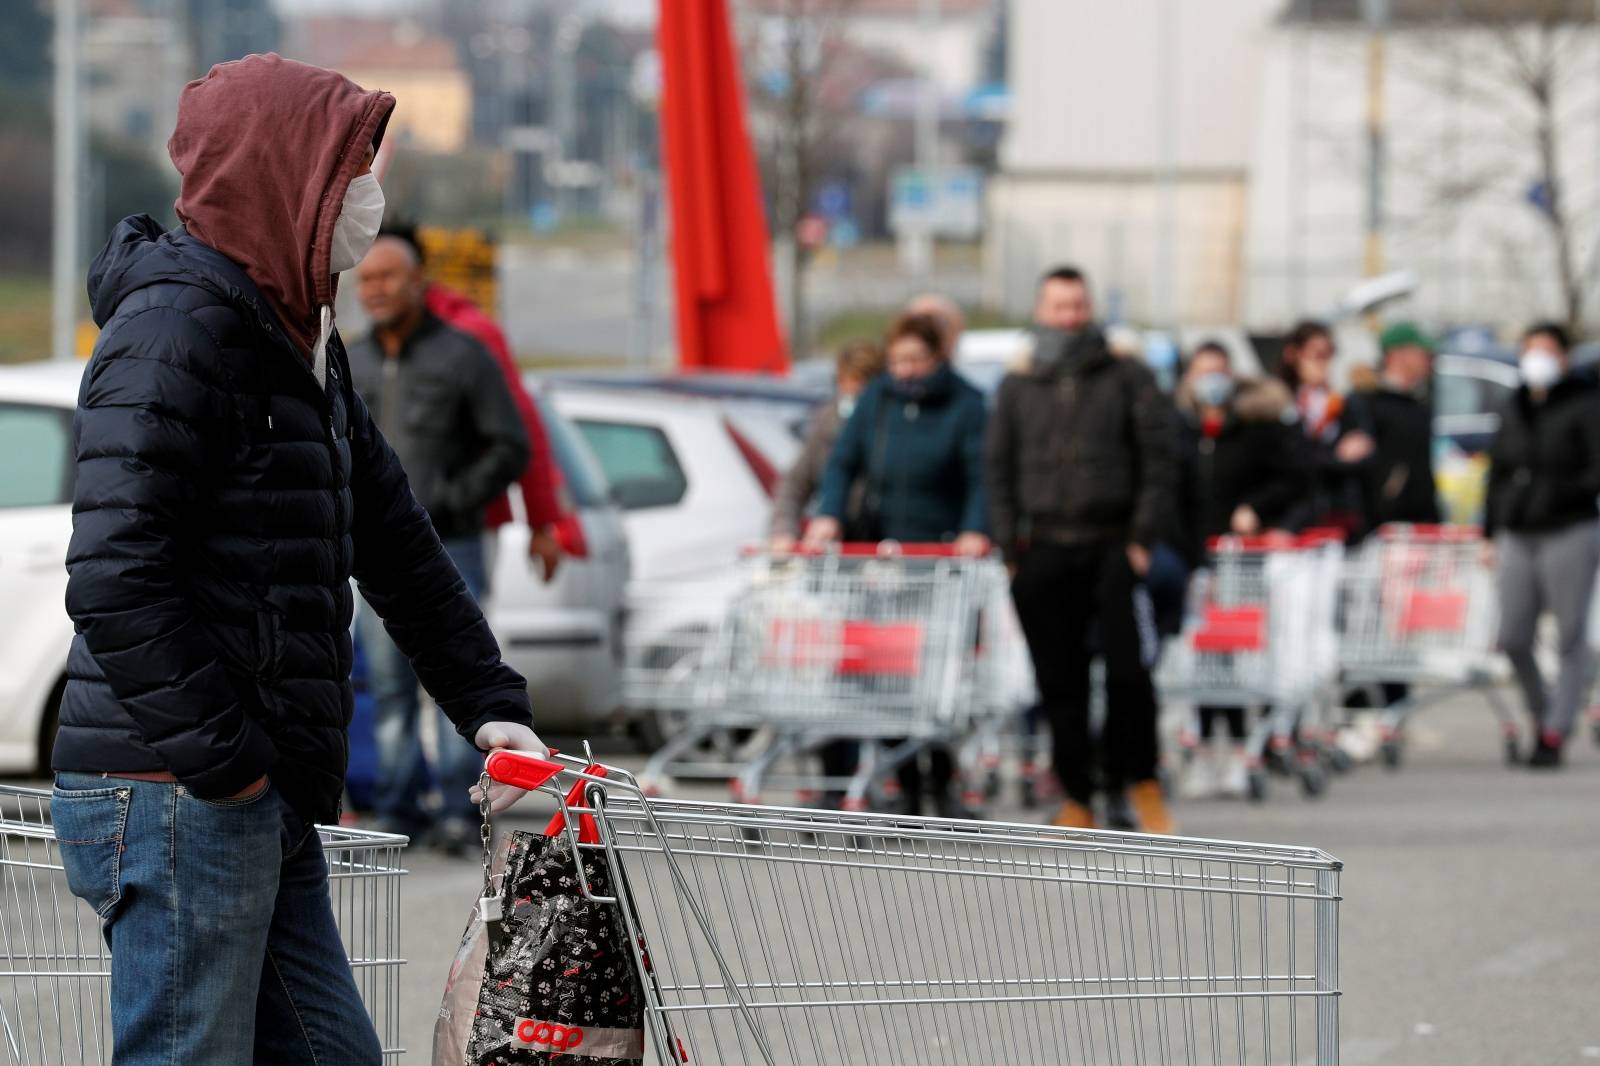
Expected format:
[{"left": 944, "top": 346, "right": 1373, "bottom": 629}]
[{"left": 0, "top": 403, "right": 72, "bottom": 508}]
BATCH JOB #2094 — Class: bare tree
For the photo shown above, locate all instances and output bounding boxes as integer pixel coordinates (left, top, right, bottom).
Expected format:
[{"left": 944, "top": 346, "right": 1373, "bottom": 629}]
[
  {"left": 1390, "top": 1, "right": 1600, "bottom": 335},
  {"left": 738, "top": 0, "right": 859, "bottom": 356}
]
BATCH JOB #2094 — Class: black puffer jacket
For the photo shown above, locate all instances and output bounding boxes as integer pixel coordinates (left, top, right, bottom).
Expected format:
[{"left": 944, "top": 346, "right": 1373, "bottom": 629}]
[
  {"left": 1485, "top": 371, "right": 1600, "bottom": 536},
  {"left": 56, "top": 217, "right": 534, "bottom": 823},
  {"left": 986, "top": 331, "right": 1177, "bottom": 558}
]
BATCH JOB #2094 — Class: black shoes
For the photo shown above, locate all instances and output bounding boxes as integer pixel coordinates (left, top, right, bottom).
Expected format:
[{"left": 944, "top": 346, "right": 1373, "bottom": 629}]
[{"left": 1526, "top": 737, "right": 1563, "bottom": 769}]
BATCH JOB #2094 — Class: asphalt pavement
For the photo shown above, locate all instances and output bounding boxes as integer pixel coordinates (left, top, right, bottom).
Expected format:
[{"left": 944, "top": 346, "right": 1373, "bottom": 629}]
[{"left": 394, "top": 693, "right": 1599, "bottom": 1063}]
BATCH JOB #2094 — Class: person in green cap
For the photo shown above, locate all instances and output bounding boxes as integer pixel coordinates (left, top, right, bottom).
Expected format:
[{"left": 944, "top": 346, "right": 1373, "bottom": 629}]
[{"left": 1346, "top": 322, "right": 1442, "bottom": 533}]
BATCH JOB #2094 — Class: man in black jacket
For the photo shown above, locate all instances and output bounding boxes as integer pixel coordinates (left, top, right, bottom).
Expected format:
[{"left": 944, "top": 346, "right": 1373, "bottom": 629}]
[
  {"left": 987, "top": 266, "right": 1178, "bottom": 833},
  {"left": 55, "top": 56, "right": 543, "bottom": 1063},
  {"left": 347, "top": 236, "right": 530, "bottom": 848},
  {"left": 1486, "top": 323, "right": 1600, "bottom": 768}
]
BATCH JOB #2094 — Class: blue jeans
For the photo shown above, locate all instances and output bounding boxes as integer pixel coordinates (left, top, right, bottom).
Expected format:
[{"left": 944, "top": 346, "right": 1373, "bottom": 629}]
[
  {"left": 52, "top": 774, "right": 381, "bottom": 1066},
  {"left": 357, "top": 535, "right": 488, "bottom": 834}
]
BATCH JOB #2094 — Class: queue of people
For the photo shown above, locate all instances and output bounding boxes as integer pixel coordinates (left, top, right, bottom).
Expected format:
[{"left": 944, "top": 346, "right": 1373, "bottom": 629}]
[{"left": 774, "top": 265, "right": 1600, "bottom": 832}]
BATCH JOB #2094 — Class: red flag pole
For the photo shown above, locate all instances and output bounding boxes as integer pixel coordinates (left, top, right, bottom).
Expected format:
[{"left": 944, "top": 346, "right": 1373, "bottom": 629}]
[{"left": 658, "top": 0, "right": 789, "bottom": 373}]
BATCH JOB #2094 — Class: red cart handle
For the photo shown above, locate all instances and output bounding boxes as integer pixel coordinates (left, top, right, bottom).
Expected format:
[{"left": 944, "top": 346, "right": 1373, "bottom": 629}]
[
  {"left": 482, "top": 750, "right": 610, "bottom": 844},
  {"left": 751, "top": 541, "right": 971, "bottom": 558}
]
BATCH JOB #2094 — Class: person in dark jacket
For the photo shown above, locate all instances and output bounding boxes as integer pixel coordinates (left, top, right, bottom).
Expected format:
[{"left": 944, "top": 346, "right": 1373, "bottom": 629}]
[
  {"left": 769, "top": 340, "right": 886, "bottom": 550},
  {"left": 1173, "top": 342, "right": 1313, "bottom": 798},
  {"left": 804, "top": 312, "right": 990, "bottom": 815},
  {"left": 1345, "top": 322, "right": 1441, "bottom": 532},
  {"left": 54, "top": 55, "right": 544, "bottom": 1064},
  {"left": 347, "top": 236, "right": 530, "bottom": 848},
  {"left": 986, "top": 266, "right": 1179, "bottom": 833},
  {"left": 1278, "top": 319, "right": 1375, "bottom": 536},
  {"left": 1486, "top": 323, "right": 1600, "bottom": 768}
]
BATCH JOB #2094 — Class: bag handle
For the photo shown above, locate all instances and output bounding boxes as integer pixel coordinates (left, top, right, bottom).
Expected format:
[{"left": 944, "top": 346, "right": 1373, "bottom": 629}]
[{"left": 542, "top": 764, "right": 609, "bottom": 844}]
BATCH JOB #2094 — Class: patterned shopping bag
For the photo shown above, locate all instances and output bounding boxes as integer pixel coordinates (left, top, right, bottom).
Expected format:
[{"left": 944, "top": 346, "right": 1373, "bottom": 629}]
[{"left": 435, "top": 765, "right": 647, "bottom": 1065}]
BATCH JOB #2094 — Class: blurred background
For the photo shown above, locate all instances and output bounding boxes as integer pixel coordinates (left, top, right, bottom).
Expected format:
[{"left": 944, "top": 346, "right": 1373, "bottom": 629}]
[{"left": 9, "top": 0, "right": 1600, "bottom": 369}]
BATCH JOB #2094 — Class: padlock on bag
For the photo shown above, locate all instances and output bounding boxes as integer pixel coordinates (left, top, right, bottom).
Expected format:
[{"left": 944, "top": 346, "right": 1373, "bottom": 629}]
[{"left": 434, "top": 763, "right": 647, "bottom": 1065}]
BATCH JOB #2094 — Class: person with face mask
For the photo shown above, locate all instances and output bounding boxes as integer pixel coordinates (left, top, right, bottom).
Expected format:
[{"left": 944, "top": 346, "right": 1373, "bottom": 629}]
[
  {"left": 804, "top": 312, "right": 990, "bottom": 816},
  {"left": 1485, "top": 323, "right": 1600, "bottom": 768},
  {"left": 54, "top": 55, "right": 543, "bottom": 1063},
  {"left": 986, "top": 266, "right": 1180, "bottom": 833},
  {"left": 1278, "top": 319, "right": 1375, "bottom": 537},
  {"left": 1173, "top": 342, "right": 1314, "bottom": 798},
  {"left": 769, "top": 339, "right": 888, "bottom": 553},
  {"left": 346, "top": 236, "right": 531, "bottom": 851}
]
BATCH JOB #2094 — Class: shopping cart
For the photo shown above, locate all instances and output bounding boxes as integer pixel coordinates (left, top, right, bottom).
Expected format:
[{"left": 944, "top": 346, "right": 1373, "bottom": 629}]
[
  {"left": 486, "top": 748, "right": 1344, "bottom": 1065},
  {"left": 638, "top": 544, "right": 1023, "bottom": 811},
  {"left": 1337, "top": 524, "right": 1514, "bottom": 767},
  {"left": 1158, "top": 534, "right": 1345, "bottom": 801},
  {"left": 0, "top": 785, "right": 408, "bottom": 1063}
]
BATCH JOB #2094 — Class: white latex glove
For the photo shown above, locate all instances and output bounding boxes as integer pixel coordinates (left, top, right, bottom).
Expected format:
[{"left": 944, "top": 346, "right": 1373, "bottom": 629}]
[{"left": 468, "top": 721, "right": 550, "bottom": 814}]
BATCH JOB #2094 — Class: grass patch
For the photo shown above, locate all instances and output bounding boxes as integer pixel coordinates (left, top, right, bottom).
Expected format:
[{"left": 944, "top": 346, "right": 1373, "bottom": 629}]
[
  {"left": 0, "top": 274, "right": 53, "bottom": 364},
  {"left": 814, "top": 304, "right": 1020, "bottom": 353}
]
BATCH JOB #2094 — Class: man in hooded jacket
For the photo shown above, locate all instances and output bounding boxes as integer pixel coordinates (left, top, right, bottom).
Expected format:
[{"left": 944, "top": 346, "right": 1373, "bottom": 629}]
[{"left": 52, "top": 55, "right": 546, "bottom": 1064}]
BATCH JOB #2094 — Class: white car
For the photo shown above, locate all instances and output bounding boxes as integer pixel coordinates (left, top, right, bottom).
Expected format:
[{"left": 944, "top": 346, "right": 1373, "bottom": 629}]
[
  {"left": 0, "top": 361, "right": 633, "bottom": 773},
  {"left": 485, "top": 386, "right": 631, "bottom": 731},
  {"left": 0, "top": 361, "right": 82, "bottom": 773},
  {"left": 544, "top": 384, "right": 800, "bottom": 724}
]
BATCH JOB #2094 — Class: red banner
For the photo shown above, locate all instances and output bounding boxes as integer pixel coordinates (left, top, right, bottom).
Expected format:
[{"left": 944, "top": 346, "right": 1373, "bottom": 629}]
[{"left": 658, "top": 0, "right": 788, "bottom": 372}]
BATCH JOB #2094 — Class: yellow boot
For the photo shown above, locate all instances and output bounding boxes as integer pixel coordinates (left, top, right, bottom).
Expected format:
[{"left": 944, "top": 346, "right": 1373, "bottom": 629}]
[
  {"left": 1050, "top": 799, "right": 1097, "bottom": 829},
  {"left": 1128, "top": 779, "right": 1175, "bottom": 835}
]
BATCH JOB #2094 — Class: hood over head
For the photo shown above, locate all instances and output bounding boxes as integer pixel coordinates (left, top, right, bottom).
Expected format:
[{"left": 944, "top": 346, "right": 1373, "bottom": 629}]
[{"left": 168, "top": 53, "right": 394, "bottom": 354}]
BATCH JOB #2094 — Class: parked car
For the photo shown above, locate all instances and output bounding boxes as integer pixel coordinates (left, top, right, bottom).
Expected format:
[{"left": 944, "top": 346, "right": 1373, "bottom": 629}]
[
  {"left": 544, "top": 383, "right": 797, "bottom": 736},
  {"left": 0, "top": 361, "right": 82, "bottom": 773},
  {"left": 546, "top": 368, "right": 826, "bottom": 441},
  {"left": 484, "top": 385, "right": 631, "bottom": 732}
]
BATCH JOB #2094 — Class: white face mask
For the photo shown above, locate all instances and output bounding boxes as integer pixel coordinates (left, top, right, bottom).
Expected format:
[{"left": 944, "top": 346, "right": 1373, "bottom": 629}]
[
  {"left": 329, "top": 172, "right": 385, "bottom": 274},
  {"left": 1520, "top": 349, "right": 1563, "bottom": 391}
]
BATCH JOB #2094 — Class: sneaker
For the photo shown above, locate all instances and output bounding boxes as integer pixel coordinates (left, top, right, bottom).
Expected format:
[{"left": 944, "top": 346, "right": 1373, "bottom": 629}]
[
  {"left": 1179, "top": 749, "right": 1218, "bottom": 800},
  {"left": 1527, "top": 733, "right": 1564, "bottom": 769},
  {"left": 1219, "top": 746, "right": 1250, "bottom": 799},
  {"left": 1128, "top": 779, "right": 1176, "bottom": 835},
  {"left": 1050, "top": 800, "right": 1097, "bottom": 829}
]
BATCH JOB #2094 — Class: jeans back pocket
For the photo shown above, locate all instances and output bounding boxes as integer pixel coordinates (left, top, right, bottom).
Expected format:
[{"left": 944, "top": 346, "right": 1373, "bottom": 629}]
[{"left": 50, "top": 778, "right": 131, "bottom": 919}]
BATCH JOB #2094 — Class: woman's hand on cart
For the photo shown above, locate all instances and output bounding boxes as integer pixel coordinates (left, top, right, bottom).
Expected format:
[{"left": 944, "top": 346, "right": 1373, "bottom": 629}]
[
  {"left": 469, "top": 722, "right": 551, "bottom": 813},
  {"left": 953, "top": 531, "right": 992, "bottom": 557},
  {"left": 800, "top": 516, "right": 842, "bottom": 550}
]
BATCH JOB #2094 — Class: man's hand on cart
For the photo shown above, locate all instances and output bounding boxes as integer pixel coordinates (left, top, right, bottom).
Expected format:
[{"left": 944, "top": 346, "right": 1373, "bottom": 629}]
[
  {"left": 953, "top": 532, "right": 992, "bottom": 557},
  {"left": 800, "top": 516, "right": 842, "bottom": 550},
  {"left": 769, "top": 533, "right": 799, "bottom": 553},
  {"left": 470, "top": 722, "right": 551, "bottom": 813},
  {"left": 1231, "top": 505, "right": 1262, "bottom": 536}
]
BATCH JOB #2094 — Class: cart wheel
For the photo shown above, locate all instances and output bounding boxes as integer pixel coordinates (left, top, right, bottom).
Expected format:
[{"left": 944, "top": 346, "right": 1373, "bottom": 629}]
[
  {"left": 1019, "top": 776, "right": 1038, "bottom": 810},
  {"left": 1246, "top": 770, "right": 1268, "bottom": 803},
  {"left": 1380, "top": 739, "right": 1403, "bottom": 770},
  {"left": 1504, "top": 735, "right": 1522, "bottom": 766},
  {"left": 1591, "top": 718, "right": 1600, "bottom": 748},
  {"left": 1325, "top": 745, "right": 1353, "bottom": 774},
  {"left": 984, "top": 770, "right": 1002, "bottom": 802},
  {"left": 1299, "top": 765, "right": 1327, "bottom": 799}
]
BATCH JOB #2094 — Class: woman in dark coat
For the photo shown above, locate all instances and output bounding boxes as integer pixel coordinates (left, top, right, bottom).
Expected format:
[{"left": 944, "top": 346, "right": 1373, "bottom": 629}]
[
  {"left": 1174, "top": 342, "right": 1313, "bottom": 798},
  {"left": 804, "top": 313, "right": 991, "bottom": 815}
]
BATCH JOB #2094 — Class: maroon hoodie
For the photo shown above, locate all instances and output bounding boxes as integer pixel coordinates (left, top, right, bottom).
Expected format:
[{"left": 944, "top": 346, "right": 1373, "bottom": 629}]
[{"left": 168, "top": 53, "right": 395, "bottom": 356}]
